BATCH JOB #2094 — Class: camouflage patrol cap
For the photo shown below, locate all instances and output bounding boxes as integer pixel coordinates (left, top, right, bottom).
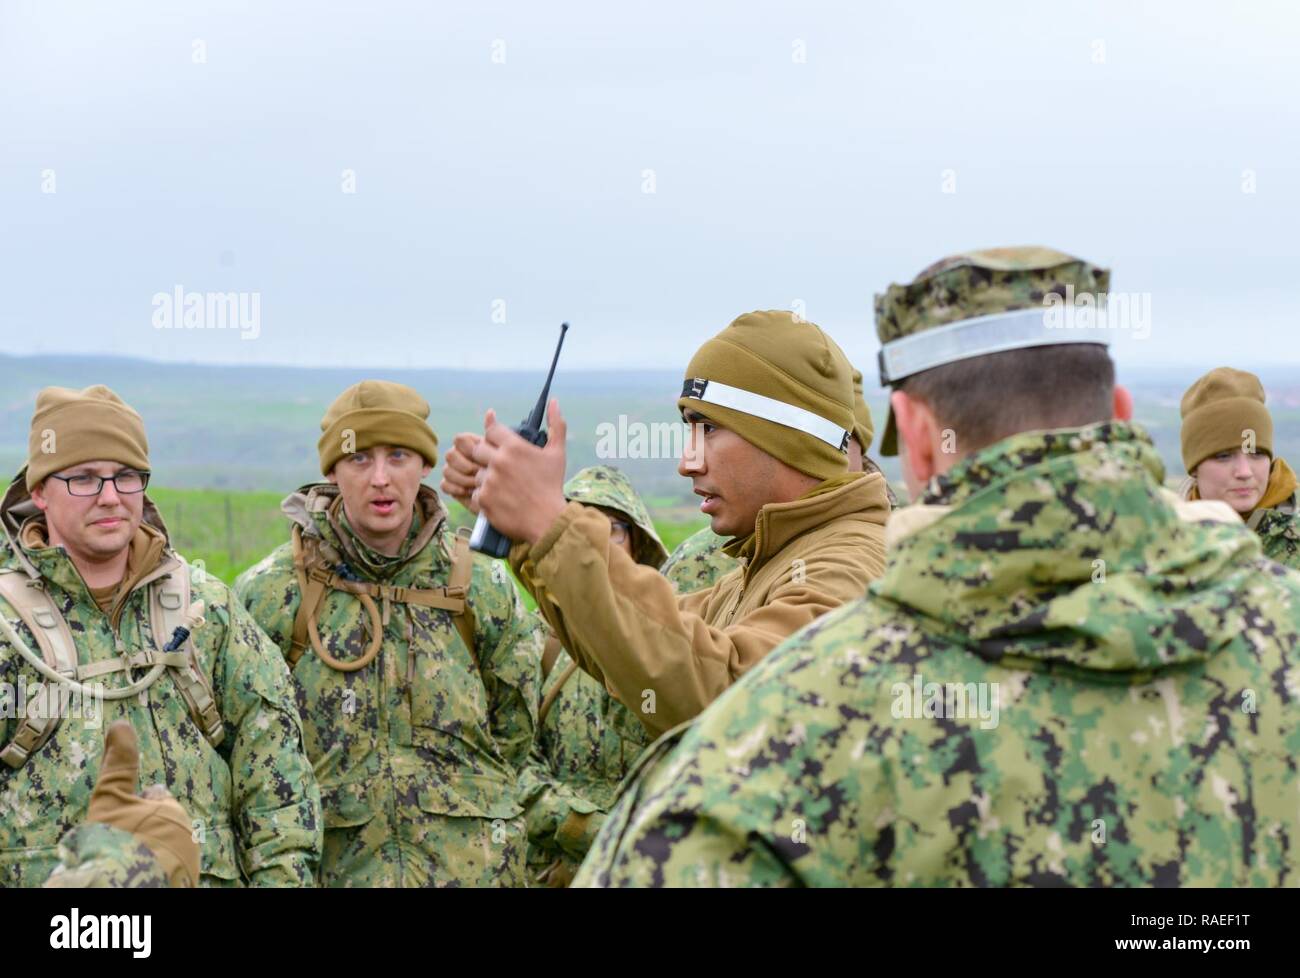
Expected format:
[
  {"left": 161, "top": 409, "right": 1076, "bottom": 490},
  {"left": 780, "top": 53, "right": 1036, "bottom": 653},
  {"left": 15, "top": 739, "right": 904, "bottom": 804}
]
[
  {"left": 874, "top": 246, "right": 1111, "bottom": 455},
  {"left": 563, "top": 465, "right": 669, "bottom": 567}
]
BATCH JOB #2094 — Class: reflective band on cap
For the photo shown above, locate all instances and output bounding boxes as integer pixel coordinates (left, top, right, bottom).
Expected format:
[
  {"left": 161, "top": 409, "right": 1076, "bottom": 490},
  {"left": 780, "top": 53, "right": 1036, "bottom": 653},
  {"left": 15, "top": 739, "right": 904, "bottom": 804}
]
[
  {"left": 877, "top": 307, "right": 1111, "bottom": 385},
  {"left": 681, "top": 378, "right": 850, "bottom": 449}
]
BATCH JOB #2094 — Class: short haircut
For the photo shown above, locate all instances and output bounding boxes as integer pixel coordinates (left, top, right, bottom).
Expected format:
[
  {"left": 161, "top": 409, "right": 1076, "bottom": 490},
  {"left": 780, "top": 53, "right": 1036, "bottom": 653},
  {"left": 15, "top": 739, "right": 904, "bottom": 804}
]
[{"left": 898, "top": 344, "right": 1115, "bottom": 454}]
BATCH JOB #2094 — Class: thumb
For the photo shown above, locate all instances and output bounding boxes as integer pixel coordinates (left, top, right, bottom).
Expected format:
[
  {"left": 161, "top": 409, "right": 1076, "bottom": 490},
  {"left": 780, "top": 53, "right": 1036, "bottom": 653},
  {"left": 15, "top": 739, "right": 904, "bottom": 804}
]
[
  {"left": 484, "top": 408, "right": 497, "bottom": 432},
  {"left": 546, "top": 399, "right": 566, "bottom": 450},
  {"left": 87, "top": 721, "right": 141, "bottom": 818}
]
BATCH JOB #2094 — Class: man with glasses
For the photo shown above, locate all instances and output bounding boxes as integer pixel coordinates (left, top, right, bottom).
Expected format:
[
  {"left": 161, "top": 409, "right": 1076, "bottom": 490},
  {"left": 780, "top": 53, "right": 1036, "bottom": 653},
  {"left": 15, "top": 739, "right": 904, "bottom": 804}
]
[{"left": 0, "top": 384, "right": 321, "bottom": 887}]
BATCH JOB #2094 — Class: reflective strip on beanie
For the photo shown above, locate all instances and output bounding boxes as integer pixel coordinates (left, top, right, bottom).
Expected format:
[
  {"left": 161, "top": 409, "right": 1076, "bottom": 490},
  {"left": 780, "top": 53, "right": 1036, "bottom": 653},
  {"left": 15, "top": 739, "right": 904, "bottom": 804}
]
[
  {"left": 877, "top": 306, "right": 1111, "bottom": 385},
  {"left": 681, "top": 378, "right": 850, "bottom": 449}
]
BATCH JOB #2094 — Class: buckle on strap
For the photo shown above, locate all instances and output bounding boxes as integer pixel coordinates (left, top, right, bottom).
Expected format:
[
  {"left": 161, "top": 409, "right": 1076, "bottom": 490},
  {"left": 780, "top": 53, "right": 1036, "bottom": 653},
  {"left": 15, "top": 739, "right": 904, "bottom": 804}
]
[{"left": 307, "top": 566, "right": 335, "bottom": 585}]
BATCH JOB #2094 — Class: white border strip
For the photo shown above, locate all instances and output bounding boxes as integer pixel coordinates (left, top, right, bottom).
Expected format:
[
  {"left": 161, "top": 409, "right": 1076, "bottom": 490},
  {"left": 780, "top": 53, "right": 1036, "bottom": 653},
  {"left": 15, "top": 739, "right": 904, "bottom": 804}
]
[
  {"left": 879, "top": 307, "right": 1109, "bottom": 384},
  {"left": 685, "top": 379, "right": 849, "bottom": 449}
]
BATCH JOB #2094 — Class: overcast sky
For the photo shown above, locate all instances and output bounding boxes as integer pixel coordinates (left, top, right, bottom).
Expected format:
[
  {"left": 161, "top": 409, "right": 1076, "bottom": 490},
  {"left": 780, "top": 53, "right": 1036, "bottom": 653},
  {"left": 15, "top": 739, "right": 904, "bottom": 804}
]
[{"left": 2, "top": 0, "right": 1297, "bottom": 376}]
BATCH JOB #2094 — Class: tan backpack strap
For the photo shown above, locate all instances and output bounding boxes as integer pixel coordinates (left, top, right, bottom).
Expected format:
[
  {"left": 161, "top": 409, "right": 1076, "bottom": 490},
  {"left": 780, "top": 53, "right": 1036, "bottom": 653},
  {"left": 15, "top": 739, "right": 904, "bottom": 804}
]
[
  {"left": 0, "top": 571, "right": 78, "bottom": 768},
  {"left": 290, "top": 526, "right": 331, "bottom": 670},
  {"left": 291, "top": 526, "right": 384, "bottom": 673},
  {"left": 149, "top": 569, "right": 225, "bottom": 749},
  {"left": 540, "top": 634, "right": 563, "bottom": 680},
  {"left": 286, "top": 524, "right": 480, "bottom": 676},
  {"left": 448, "top": 527, "right": 478, "bottom": 672},
  {"left": 538, "top": 660, "right": 579, "bottom": 726}
]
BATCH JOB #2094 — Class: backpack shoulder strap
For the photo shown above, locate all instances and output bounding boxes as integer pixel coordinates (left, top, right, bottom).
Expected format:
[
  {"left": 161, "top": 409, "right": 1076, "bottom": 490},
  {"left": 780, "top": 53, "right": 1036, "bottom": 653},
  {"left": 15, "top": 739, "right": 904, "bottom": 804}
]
[
  {"left": 540, "top": 633, "right": 563, "bottom": 680},
  {"left": 0, "top": 570, "right": 78, "bottom": 768},
  {"left": 286, "top": 524, "right": 481, "bottom": 677},
  {"left": 290, "top": 525, "right": 332, "bottom": 670},
  {"left": 447, "top": 526, "right": 478, "bottom": 669},
  {"left": 148, "top": 568, "right": 224, "bottom": 749},
  {"left": 538, "top": 659, "right": 579, "bottom": 726},
  {"left": 289, "top": 526, "right": 385, "bottom": 674}
]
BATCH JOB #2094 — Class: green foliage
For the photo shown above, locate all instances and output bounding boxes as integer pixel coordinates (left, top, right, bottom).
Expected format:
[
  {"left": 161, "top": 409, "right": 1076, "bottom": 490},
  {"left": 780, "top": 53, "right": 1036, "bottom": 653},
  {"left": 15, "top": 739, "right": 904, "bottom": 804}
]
[{"left": 148, "top": 486, "right": 286, "bottom": 584}]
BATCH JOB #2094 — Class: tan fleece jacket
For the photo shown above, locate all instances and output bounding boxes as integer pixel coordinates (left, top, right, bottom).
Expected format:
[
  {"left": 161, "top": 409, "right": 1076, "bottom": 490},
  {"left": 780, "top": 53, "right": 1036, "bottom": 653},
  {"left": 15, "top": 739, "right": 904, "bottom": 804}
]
[{"left": 511, "top": 472, "right": 890, "bottom": 737}]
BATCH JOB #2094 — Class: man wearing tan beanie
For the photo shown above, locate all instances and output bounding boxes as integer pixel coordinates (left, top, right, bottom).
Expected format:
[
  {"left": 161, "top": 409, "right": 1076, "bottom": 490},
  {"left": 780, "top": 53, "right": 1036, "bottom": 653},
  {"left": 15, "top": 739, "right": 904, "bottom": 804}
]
[
  {"left": 235, "top": 380, "right": 544, "bottom": 887},
  {"left": 661, "top": 364, "right": 897, "bottom": 595},
  {"left": 442, "top": 311, "right": 891, "bottom": 738},
  {"left": 571, "top": 246, "right": 1300, "bottom": 889},
  {"left": 0, "top": 385, "right": 321, "bottom": 887},
  {"left": 1178, "top": 366, "right": 1300, "bottom": 568}
]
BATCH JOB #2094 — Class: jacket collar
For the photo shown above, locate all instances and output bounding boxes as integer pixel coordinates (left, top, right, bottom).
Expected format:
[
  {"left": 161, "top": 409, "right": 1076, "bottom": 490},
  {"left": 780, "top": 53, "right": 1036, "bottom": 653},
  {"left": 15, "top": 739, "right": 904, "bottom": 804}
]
[
  {"left": 725, "top": 471, "right": 890, "bottom": 576},
  {"left": 281, "top": 481, "right": 447, "bottom": 581}
]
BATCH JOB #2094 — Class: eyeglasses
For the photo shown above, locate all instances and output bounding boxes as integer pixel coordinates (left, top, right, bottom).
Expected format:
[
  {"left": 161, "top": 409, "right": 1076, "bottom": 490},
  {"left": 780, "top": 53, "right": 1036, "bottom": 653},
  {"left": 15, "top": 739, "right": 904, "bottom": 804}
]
[
  {"left": 608, "top": 520, "right": 631, "bottom": 545},
  {"left": 48, "top": 471, "right": 150, "bottom": 497}
]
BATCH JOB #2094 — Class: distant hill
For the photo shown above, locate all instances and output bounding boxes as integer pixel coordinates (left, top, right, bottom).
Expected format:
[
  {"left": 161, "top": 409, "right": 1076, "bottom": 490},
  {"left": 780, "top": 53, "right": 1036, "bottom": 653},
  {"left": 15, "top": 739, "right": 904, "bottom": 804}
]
[{"left": 5, "top": 354, "right": 1300, "bottom": 507}]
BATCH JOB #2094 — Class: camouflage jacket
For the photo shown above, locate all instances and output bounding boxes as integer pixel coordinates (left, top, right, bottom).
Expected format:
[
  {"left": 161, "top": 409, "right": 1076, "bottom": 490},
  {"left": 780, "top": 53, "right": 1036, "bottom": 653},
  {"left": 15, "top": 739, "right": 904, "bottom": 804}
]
[
  {"left": 660, "top": 527, "right": 739, "bottom": 594},
  {"left": 1251, "top": 508, "right": 1300, "bottom": 570},
  {"left": 0, "top": 481, "right": 321, "bottom": 888},
  {"left": 234, "top": 483, "right": 542, "bottom": 887},
  {"left": 576, "top": 423, "right": 1300, "bottom": 886},
  {"left": 520, "top": 645, "right": 653, "bottom": 885},
  {"left": 516, "top": 465, "right": 667, "bottom": 886},
  {"left": 1178, "top": 476, "right": 1300, "bottom": 572},
  {"left": 43, "top": 823, "right": 168, "bottom": 888}
]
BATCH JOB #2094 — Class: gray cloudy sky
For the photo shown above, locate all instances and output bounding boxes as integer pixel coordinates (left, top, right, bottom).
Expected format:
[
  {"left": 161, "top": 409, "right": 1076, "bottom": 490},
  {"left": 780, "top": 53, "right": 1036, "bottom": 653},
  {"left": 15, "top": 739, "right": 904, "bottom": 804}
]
[{"left": 2, "top": 0, "right": 1297, "bottom": 376}]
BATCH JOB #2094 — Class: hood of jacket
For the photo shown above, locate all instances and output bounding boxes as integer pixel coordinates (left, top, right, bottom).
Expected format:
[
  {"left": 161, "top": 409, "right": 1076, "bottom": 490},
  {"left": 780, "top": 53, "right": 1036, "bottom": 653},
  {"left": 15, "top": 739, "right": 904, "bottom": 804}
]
[{"left": 873, "top": 422, "right": 1262, "bottom": 680}]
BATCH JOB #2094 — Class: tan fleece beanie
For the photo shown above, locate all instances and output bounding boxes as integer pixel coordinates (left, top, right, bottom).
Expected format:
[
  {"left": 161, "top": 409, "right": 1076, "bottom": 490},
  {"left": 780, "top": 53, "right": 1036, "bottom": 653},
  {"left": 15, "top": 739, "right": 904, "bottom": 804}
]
[
  {"left": 677, "top": 311, "right": 854, "bottom": 481},
  {"left": 318, "top": 381, "right": 439, "bottom": 475},
  {"left": 851, "top": 368, "right": 874, "bottom": 453},
  {"left": 1180, "top": 367, "right": 1273, "bottom": 473},
  {"left": 26, "top": 386, "right": 150, "bottom": 490}
]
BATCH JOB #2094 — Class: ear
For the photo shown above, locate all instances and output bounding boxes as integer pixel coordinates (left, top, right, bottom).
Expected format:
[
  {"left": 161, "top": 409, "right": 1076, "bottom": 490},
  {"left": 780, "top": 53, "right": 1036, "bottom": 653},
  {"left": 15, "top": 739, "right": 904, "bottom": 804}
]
[
  {"left": 30, "top": 481, "right": 49, "bottom": 512},
  {"left": 325, "top": 469, "right": 338, "bottom": 485},
  {"left": 1112, "top": 384, "right": 1133, "bottom": 421},
  {"left": 421, "top": 462, "right": 434, "bottom": 479},
  {"left": 891, "top": 390, "right": 940, "bottom": 484}
]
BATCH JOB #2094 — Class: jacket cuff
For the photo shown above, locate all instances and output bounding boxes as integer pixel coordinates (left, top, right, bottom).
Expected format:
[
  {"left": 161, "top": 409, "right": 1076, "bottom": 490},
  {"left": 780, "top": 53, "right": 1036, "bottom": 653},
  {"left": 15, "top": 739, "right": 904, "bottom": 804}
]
[
  {"left": 556, "top": 809, "right": 607, "bottom": 859},
  {"left": 509, "top": 501, "right": 587, "bottom": 579}
]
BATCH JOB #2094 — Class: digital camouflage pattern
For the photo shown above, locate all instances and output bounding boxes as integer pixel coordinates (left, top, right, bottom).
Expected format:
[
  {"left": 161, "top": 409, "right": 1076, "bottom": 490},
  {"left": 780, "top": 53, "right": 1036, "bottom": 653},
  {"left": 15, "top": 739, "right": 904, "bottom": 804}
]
[
  {"left": 235, "top": 483, "right": 543, "bottom": 887},
  {"left": 873, "top": 246, "right": 1110, "bottom": 343},
  {"left": 521, "top": 645, "right": 654, "bottom": 885},
  {"left": 518, "top": 466, "right": 668, "bottom": 886},
  {"left": 660, "top": 526, "right": 739, "bottom": 594},
  {"left": 0, "top": 483, "right": 321, "bottom": 888},
  {"left": 43, "top": 823, "right": 169, "bottom": 888},
  {"left": 1178, "top": 473, "right": 1300, "bottom": 573},
  {"left": 555, "top": 465, "right": 667, "bottom": 568},
  {"left": 576, "top": 422, "right": 1300, "bottom": 886},
  {"left": 1253, "top": 508, "right": 1300, "bottom": 570}
]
